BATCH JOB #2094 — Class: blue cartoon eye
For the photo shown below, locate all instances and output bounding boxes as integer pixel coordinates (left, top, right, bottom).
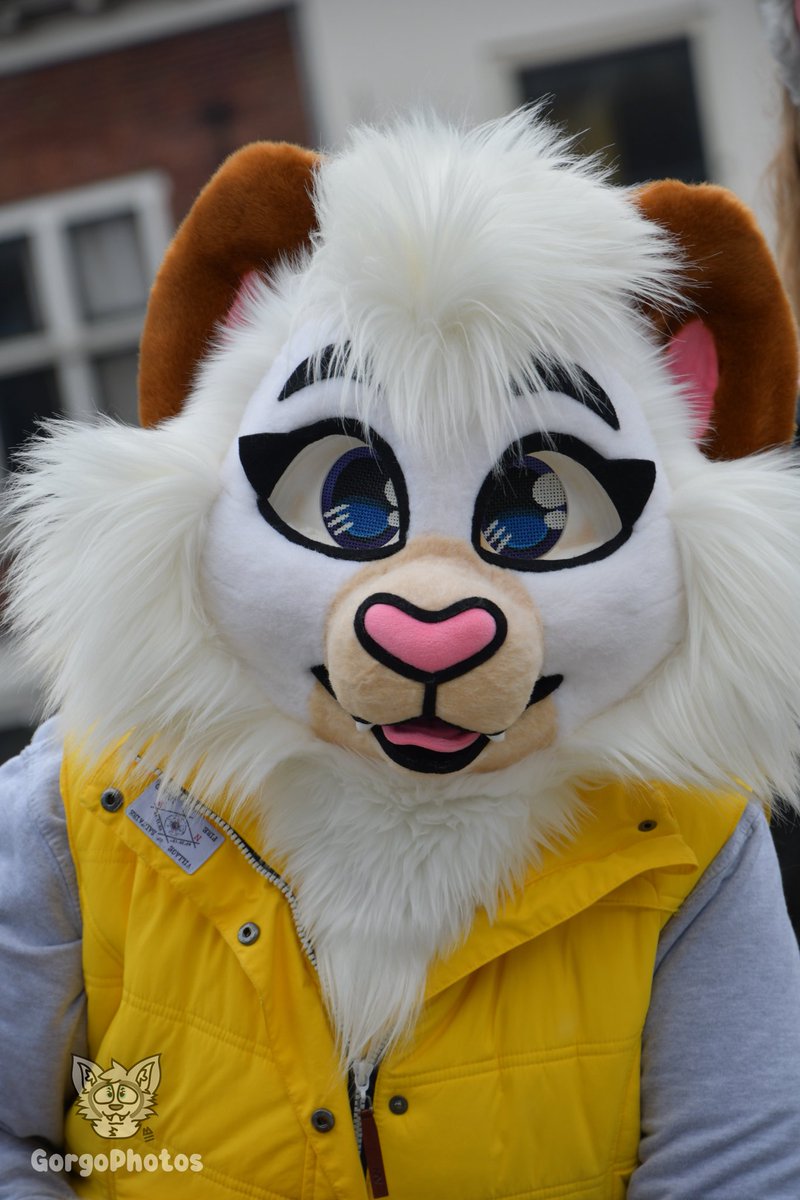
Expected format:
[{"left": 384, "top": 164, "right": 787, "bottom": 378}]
[
  {"left": 239, "top": 419, "right": 408, "bottom": 561},
  {"left": 473, "top": 434, "right": 656, "bottom": 571},
  {"left": 480, "top": 457, "right": 567, "bottom": 560},
  {"left": 321, "top": 446, "right": 400, "bottom": 551}
]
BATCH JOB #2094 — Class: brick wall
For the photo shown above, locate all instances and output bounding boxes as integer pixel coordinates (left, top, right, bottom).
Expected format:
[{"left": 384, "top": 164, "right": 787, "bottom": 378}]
[{"left": 0, "top": 6, "right": 312, "bottom": 220}]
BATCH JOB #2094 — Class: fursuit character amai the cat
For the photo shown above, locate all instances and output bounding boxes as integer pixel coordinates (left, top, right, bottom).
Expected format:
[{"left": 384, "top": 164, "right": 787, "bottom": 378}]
[{"left": 2, "top": 113, "right": 800, "bottom": 1200}]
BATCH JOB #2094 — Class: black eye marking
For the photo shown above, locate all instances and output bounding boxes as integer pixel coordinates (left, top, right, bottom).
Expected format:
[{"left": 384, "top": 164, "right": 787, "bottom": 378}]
[
  {"left": 511, "top": 361, "right": 619, "bottom": 431},
  {"left": 278, "top": 343, "right": 353, "bottom": 402},
  {"left": 472, "top": 432, "right": 655, "bottom": 572},
  {"left": 239, "top": 417, "right": 409, "bottom": 562}
]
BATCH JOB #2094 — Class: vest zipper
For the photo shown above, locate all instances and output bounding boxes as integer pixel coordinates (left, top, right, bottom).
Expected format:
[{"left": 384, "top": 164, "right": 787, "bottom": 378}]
[
  {"left": 351, "top": 1058, "right": 389, "bottom": 1198},
  {"left": 137, "top": 765, "right": 318, "bottom": 967},
  {"left": 211, "top": 803, "right": 391, "bottom": 1194},
  {"left": 135, "top": 765, "right": 389, "bottom": 1190},
  {"left": 192, "top": 794, "right": 318, "bottom": 969}
]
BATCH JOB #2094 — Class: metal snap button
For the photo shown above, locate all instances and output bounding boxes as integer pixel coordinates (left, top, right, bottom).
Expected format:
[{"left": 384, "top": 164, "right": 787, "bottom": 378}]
[
  {"left": 100, "top": 788, "right": 124, "bottom": 813},
  {"left": 310, "top": 1108, "right": 335, "bottom": 1133},
  {"left": 388, "top": 1095, "right": 408, "bottom": 1115},
  {"left": 237, "top": 922, "right": 261, "bottom": 945},
  {"left": 638, "top": 819, "right": 658, "bottom": 832}
]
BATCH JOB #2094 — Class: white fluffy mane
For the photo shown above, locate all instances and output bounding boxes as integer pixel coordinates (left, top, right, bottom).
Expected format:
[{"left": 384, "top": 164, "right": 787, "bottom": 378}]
[{"left": 296, "top": 110, "right": 684, "bottom": 457}]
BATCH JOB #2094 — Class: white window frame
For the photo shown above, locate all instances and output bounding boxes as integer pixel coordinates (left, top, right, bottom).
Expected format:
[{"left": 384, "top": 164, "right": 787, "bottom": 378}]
[
  {"left": 0, "top": 170, "right": 172, "bottom": 428},
  {"left": 0, "top": 170, "right": 172, "bottom": 733}
]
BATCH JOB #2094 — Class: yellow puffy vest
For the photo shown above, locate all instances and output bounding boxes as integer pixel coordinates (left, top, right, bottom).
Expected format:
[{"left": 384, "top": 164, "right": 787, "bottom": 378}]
[{"left": 60, "top": 747, "right": 745, "bottom": 1200}]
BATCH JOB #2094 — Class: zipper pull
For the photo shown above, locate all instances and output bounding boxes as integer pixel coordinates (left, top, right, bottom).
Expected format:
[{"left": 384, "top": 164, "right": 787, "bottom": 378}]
[
  {"left": 352, "top": 1060, "right": 389, "bottom": 1198},
  {"left": 361, "top": 1106, "right": 389, "bottom": 1198}
]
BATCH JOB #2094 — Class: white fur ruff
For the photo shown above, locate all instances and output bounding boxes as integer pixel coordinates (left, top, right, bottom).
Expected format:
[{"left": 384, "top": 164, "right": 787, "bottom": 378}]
[{"left": 260, "top": 749, "right": 579, "bottom": 1064}]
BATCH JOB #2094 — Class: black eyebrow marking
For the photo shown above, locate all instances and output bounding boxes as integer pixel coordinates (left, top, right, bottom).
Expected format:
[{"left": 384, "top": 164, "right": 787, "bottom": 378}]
[
  {"left": 512, "top": 361, "right": 620, "bottom": 431},
  {"left": 277, "top": 343, "right": 347, "bottom": 402}
]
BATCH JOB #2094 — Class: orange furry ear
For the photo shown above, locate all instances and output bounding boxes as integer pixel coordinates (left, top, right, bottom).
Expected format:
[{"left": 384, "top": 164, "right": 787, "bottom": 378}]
[
  {"left": 636, "top": 181, "right": 798, "bottom": 459},
  {"left": 138, "top": 141, "right": 319, "bottom": 427}
]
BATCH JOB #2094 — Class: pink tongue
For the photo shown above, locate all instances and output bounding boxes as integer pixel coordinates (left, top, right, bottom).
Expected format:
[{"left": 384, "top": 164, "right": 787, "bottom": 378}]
[{"left": 381, "top": 718, "right": 480, "bottom": 753}]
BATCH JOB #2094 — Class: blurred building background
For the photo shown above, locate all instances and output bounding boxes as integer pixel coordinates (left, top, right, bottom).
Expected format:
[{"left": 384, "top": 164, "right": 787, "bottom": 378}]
[{"left": 0, "top": 0, "right": 784, "bottom": 759}]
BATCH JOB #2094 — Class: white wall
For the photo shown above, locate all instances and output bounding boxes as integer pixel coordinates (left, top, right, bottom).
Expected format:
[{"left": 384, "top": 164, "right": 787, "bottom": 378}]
[{"left": 298, "top": 0, "right": 784, "bottom": 240}]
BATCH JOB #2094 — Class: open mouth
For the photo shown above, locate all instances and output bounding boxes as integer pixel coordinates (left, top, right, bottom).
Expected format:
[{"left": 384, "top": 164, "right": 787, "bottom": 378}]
[
  {"left": 372, "top": 718, "right": 489, "bottom": 773},
  {"left": 311, "top": 664, "right": 562, "bottom": 774},
  {"left": 382, "top": 716, "right": 481, "bottom": 752}
]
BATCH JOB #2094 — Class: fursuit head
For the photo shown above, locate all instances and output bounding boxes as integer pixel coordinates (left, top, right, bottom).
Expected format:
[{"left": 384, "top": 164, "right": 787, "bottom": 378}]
[{"left": 6, "top": 112, "right": 800, "bottom": 1063}]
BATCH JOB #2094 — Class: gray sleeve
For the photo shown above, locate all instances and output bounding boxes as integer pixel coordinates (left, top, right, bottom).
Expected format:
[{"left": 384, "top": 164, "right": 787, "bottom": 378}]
[
  {"left": 0, "top": 719, "right": 85, "bottom": 1198},
  {"left": 628, "top": 804, "right": 800, "bottom": 1200}
]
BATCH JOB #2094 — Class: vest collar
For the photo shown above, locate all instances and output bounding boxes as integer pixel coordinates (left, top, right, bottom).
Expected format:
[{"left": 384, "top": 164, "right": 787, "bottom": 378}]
[
  {"left": 425, "top": 780, "right": 697, "bottom": 998},
  {"left": 71, "top": 746, "right": 700, "bottom": 1001}
]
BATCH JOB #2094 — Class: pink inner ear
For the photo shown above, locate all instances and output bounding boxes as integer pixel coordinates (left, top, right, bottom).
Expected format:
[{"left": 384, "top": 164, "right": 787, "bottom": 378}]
[
  {"left": 223, "top": 270, "right": 260, "bottom": 330},
  {"left": 664, "top": 318, "right": 718, "bottom": 440}
]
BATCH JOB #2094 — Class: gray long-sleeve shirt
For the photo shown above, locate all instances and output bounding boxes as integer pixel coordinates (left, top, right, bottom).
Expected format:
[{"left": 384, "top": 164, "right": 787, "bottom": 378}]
[{"left": 2, "top": 720, "right": 800, "bottom": 1198}]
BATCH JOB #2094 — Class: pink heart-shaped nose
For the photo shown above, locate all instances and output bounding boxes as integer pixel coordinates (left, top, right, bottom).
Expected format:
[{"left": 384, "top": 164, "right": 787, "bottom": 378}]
[{"left": 361, "top": 600, "right": 500, "bottom": 675}]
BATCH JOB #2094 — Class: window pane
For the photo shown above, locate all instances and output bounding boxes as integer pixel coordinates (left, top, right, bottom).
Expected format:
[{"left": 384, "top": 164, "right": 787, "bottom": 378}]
[
  {"left": 92, "top": 348, "right": 139, "bottom": 424},
  {"left": 0, "top": 237, "right": 41, "bottom": 340},
  {"left": 0, "top": 367, "right": 61, "bottom": 470},
  {"left": 68, "top": 212, "right": 148, "bottom": 321},
  {"left": 519, "top": 38, "right": 707, "bottom": 186}
]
